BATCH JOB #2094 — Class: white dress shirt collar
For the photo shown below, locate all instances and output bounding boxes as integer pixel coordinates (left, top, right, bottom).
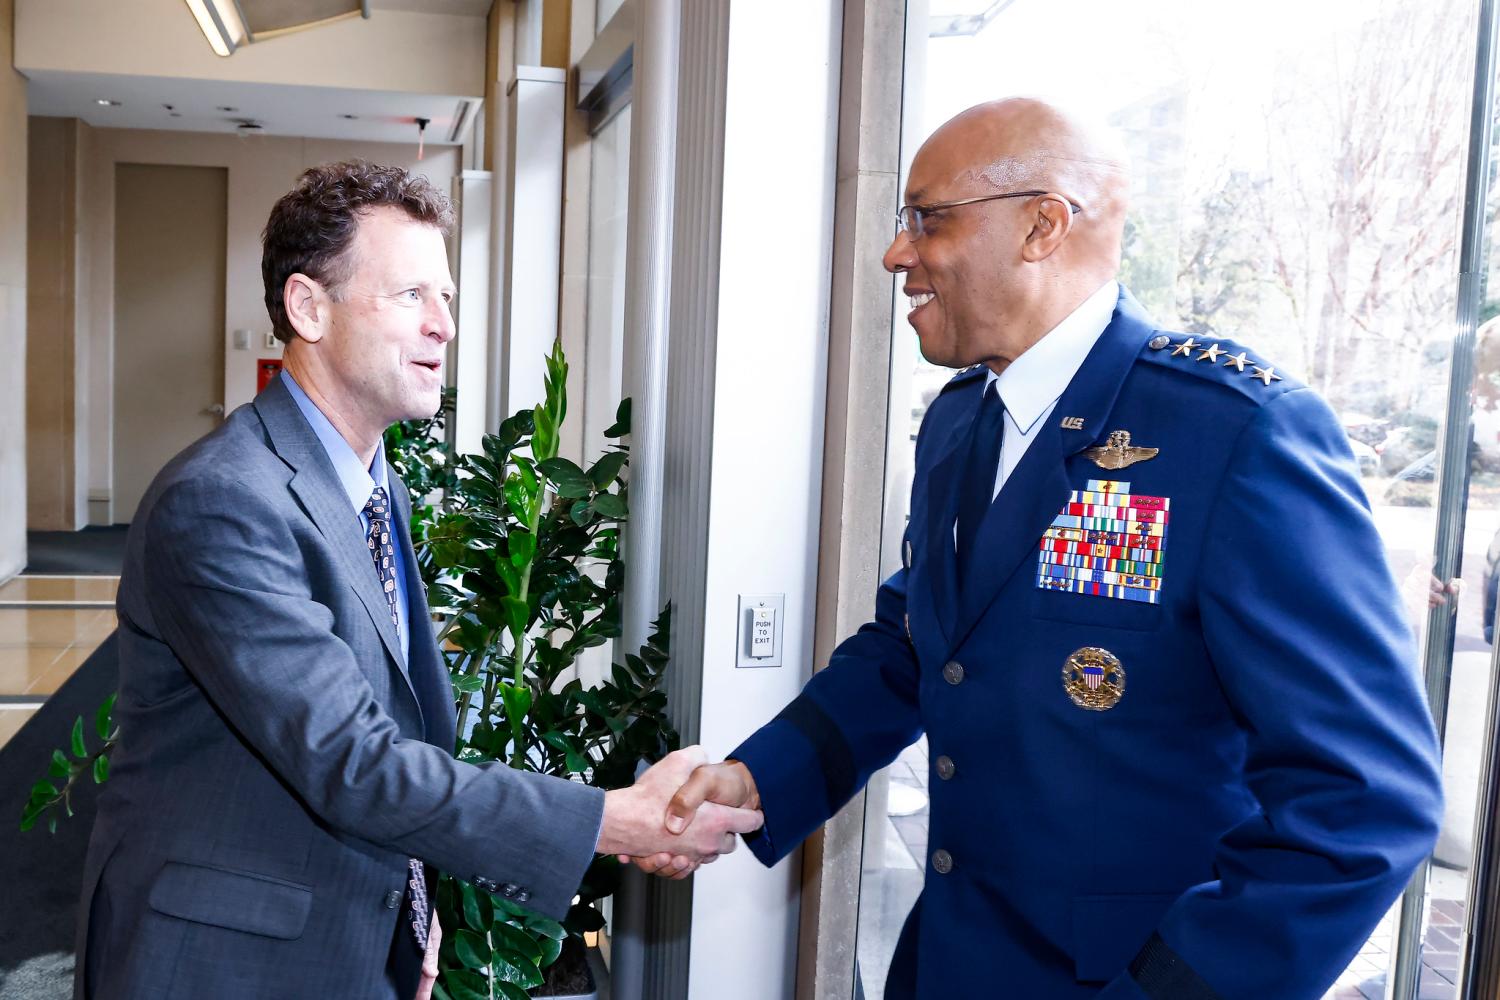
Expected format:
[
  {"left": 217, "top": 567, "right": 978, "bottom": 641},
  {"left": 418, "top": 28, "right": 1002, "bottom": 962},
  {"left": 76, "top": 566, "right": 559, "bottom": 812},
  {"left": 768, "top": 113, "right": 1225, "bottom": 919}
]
[{"left": 987, "top": 279, "right": 1119, "bottom": 431}]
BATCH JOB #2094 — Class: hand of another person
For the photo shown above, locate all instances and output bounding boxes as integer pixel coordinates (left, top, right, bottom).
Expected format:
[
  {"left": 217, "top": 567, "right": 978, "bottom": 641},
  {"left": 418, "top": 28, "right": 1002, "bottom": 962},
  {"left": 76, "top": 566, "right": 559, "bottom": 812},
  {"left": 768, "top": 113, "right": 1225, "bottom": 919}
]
[
  {"left": 621, "top": 759, "right": 763, "bottom": 879},
  {"left": 414, "top": 912, "right": 441, "bottom": 1000},
  {"left": 597, "top": 747, "right": 763, "bottom": 879},
  {"left": 1428, "top": 573, "right": 1462, "bottom": 609}
]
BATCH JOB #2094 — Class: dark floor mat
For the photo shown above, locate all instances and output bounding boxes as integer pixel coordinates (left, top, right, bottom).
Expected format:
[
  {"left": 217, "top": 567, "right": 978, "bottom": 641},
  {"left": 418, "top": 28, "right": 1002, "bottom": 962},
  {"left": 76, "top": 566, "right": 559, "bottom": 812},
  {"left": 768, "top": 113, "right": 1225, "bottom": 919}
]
[
  {"left": 24, "top": 528, "right": 130, "bottom": 576},
  {"left": 0, "top": 634, "right": 117, "bottom": 976}
]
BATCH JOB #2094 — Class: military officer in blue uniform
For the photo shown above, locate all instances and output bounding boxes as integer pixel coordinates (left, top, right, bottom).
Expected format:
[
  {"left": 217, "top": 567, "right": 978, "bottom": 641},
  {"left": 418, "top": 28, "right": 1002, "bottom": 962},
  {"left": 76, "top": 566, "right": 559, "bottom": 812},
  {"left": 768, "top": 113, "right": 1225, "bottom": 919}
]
[{"left": 641, "top": 98, "right": 1444, "bottom": 998}]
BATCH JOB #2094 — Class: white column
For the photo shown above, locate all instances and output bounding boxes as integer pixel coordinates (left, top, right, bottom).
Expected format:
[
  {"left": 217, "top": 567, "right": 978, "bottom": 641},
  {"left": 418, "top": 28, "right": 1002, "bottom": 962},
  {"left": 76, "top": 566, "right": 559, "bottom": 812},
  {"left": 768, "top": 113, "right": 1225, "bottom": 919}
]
[{"left": 499, "top": 66, "right": 565, "bottom": 419}]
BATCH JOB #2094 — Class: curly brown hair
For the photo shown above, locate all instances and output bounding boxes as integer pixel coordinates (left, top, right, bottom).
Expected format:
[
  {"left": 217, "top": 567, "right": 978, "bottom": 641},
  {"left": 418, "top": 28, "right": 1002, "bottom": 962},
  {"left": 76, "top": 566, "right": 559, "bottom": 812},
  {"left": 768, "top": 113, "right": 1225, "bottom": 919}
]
[{"left": 261, "top": 160, "right": 455, "bottom": 344}]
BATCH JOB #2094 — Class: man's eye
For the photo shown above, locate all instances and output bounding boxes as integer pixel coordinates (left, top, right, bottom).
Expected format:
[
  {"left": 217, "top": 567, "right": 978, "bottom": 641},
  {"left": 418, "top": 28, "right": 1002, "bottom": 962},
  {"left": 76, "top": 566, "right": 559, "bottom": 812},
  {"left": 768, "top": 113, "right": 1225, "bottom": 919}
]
[{"left": 404, "top": 289, "right": 421, "bottom": 301}]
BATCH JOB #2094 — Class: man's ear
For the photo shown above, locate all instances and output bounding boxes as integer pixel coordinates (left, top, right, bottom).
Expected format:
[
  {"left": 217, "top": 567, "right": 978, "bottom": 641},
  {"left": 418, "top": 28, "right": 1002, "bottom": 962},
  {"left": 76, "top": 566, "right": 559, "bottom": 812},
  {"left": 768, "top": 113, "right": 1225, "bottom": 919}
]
[
  {"left": 1021, "top": 196, "right": 1075, "bottom": 262},
  {"left": 283, "top": 273, "right": 329, "bottom": 344}
]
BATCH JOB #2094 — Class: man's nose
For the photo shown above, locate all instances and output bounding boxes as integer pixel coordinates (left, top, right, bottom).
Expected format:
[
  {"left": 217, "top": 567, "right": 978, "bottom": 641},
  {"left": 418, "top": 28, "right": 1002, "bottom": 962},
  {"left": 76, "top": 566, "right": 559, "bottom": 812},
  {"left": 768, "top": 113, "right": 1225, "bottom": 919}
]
[
  {"left": 883, "top": 231, "right": 916, "bottom": 273},
  {"left": 427, "top": 298, "right": 456, "bottom": 343}
]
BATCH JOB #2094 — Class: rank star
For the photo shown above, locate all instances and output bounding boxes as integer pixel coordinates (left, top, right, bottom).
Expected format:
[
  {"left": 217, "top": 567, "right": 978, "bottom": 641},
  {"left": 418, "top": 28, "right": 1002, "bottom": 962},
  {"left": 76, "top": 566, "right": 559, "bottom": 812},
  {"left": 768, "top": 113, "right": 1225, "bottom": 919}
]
[
  {"left": 1170, "top": 337, "right": 1200, "bottom": 357},
  {"left": 1196, "top": 343, "right": 1225, "bottom": 363},
  {"left": 1222, "top": 351, "right": 1251, "bottom": 373},
  {"left": 1251, "top": 365, "right": 1283, "bottom": 386}
]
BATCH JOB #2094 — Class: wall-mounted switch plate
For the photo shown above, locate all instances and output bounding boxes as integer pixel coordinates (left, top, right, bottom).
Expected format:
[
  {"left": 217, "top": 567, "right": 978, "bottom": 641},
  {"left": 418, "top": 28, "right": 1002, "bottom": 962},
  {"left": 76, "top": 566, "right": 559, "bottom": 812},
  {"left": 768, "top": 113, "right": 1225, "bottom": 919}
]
[
  {"left": 736, "top": 594, "right": 785, "bottom": 668},
  {"left": 263, "top": 331, "right": 278, "bottom": 350},
  {"left": 232, "top": 328, "right": 251, "bottom": 350}
]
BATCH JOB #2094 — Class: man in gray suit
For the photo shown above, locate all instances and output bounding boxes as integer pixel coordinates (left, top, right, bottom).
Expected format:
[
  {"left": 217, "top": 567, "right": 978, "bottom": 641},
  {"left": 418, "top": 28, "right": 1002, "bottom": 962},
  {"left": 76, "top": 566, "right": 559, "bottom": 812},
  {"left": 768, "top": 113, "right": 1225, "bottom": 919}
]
[{"left": 76, "top": 161, "right": 758, "bottom": 1000}]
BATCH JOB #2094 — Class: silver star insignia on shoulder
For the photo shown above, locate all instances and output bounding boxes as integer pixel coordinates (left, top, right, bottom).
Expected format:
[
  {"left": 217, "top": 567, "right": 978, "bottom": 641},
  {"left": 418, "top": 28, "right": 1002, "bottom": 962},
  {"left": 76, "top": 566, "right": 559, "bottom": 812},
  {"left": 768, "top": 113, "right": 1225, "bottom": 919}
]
[
  {"left": 1250, "top": 365, "right": 1283, "bottom": 386},
  {"left": 1196, "top": 343, "right": 1226, "bottom": 363},
  {"left": 1170, "top": 337, "right": 1200, "bottom": 357}
]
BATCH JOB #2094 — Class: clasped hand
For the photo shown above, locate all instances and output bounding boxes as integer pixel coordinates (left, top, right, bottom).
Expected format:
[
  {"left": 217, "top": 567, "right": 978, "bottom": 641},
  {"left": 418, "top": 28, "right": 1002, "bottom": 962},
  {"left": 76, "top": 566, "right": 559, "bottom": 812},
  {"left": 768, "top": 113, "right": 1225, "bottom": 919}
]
[{"left": 598, "top": 747, "right": 763, "bottom": 879}]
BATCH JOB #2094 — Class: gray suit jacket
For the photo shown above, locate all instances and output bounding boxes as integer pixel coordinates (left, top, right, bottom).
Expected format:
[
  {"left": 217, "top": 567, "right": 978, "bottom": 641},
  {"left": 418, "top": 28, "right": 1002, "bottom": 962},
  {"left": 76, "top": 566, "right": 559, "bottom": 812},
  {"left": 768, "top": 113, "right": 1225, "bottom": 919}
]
[{"left": 75, "top": 378, "right": 604, "bottom": 999}]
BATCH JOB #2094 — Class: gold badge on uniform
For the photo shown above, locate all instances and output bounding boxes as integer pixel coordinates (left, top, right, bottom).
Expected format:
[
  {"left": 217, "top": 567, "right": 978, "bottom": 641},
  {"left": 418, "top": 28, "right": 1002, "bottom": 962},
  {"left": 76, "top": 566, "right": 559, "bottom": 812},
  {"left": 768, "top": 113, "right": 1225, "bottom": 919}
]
[
  {"left": 1062, "top": 646, "right": 1126, "bottom": 711},
  {"left": 1083, "top": 430, "right": 1158, "bottom": 470}
]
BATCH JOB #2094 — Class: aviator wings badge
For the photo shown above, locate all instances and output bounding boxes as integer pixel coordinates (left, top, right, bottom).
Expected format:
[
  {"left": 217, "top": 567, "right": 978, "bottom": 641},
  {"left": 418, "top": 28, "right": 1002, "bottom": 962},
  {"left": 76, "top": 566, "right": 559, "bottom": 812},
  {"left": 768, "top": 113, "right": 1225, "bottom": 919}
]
[{"left": 1083, "top": 430, "right": 1159, "bottom": 471}]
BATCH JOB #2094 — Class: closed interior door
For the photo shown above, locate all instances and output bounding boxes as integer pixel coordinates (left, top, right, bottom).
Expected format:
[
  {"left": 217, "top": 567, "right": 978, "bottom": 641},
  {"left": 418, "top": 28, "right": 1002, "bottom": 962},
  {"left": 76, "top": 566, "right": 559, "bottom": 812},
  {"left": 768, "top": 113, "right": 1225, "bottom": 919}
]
[{"left": 112, "top": 163, "right": 226, "bottom": 523}]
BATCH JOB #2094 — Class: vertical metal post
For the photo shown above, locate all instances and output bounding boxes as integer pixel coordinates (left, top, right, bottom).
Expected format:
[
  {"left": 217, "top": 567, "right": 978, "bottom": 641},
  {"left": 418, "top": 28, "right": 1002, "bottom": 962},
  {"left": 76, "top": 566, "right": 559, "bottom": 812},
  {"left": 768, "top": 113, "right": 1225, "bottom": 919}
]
[
  {"left": 612, "top": 0, "right": 682, "bottom": 997},
  {"left": 1390, "top": 2, "right": 1499, "bottom": 997}
]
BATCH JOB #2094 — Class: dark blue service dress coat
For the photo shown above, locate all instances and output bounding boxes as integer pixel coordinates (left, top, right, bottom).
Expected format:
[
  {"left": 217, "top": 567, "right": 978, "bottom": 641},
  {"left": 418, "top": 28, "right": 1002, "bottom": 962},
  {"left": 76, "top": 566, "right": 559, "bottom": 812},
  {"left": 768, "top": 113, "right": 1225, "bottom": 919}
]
[{"left": 732, "top": 288, "right": 1444, "bottom": 999}]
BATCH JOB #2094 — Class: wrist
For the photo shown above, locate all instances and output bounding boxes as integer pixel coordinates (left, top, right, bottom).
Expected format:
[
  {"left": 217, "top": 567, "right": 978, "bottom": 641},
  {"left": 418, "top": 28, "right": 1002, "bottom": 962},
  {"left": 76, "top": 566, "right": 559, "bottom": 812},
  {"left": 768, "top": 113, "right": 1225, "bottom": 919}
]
[{"left": 596, "top": 786, "right": 642, "bottom": 856}]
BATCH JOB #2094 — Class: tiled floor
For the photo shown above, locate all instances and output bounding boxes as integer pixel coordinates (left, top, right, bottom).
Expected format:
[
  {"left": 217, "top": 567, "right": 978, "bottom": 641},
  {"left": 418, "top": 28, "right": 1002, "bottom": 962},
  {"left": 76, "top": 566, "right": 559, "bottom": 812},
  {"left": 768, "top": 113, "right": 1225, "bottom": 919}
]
[
  {"left": 0, "top": 577, "right": 116, "bottom": 751},
  {"left": 0, "top": 575, "right": 118, "bottom": 607}
]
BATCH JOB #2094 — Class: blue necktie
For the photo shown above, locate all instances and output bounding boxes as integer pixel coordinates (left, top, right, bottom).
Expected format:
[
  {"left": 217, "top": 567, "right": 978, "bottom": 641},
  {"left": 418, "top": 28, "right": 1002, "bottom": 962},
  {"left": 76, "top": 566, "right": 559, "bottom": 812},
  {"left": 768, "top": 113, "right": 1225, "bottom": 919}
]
[{"left": 956, "top": 382, "right": 1005, "bottom": 585}]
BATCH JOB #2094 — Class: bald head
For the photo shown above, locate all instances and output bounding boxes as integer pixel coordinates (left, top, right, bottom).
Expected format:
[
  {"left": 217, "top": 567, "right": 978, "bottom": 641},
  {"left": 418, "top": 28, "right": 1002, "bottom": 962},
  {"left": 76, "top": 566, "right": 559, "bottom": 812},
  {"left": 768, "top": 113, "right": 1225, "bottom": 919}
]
[
  {"left": 884, "top": 98, "right": 1131, "bottom": 371},
  {"left": 915, "top": 98, "right": 1130, "bottom": 274}
]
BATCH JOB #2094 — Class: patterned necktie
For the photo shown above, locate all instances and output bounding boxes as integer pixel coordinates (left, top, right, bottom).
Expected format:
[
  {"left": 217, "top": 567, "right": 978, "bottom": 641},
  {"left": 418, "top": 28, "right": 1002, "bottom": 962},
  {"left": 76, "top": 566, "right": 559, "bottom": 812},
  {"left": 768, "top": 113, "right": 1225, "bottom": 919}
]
[
  {"left": 361, "top": 486, "right": 428, "bottom": 952},
  {"left": 955, "top": 381, "right": 1006, "bottom": 586}
]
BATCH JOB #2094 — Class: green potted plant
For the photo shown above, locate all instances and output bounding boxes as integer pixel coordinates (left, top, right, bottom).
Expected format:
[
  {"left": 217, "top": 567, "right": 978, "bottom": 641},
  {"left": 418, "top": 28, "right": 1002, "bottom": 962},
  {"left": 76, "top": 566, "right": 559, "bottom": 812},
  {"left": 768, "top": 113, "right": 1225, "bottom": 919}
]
[{"left": 420, "top": 342, "right": 678, "bottom": 998}]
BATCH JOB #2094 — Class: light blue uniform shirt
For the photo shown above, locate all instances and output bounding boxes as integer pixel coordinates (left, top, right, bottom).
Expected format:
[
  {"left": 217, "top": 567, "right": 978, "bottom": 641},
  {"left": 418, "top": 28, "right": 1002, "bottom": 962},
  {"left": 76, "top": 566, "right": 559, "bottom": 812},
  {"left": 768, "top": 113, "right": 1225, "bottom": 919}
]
[{"left": 281, "top": 371, "right": 410, "bottom": 664}]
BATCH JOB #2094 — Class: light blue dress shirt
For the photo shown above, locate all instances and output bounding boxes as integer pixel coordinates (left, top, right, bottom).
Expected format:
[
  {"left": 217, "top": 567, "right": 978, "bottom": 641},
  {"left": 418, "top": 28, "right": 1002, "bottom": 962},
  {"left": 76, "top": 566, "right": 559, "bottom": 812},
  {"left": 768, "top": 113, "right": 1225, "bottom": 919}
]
[{"left": 280, "top": 371, "right": 410, "bottom": 664}]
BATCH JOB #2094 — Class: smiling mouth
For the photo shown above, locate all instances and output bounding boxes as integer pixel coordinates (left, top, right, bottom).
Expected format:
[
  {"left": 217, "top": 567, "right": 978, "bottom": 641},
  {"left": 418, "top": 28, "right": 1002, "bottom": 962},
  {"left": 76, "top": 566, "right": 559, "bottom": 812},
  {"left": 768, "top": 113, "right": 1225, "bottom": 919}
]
[
  {"left": 908, "top": 292, "right": 935, "bottom": 315},
  {"left": 412, "top": 360, "right": 442, "bottom": 374}
]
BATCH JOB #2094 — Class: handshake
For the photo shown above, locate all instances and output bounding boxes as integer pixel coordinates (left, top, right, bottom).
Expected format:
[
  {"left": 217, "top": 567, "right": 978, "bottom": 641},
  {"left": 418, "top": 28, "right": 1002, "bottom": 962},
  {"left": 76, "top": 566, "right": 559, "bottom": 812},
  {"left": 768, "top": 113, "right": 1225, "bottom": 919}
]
[{"left": 595, "top": 747, "right": 763, "bottom": 879}]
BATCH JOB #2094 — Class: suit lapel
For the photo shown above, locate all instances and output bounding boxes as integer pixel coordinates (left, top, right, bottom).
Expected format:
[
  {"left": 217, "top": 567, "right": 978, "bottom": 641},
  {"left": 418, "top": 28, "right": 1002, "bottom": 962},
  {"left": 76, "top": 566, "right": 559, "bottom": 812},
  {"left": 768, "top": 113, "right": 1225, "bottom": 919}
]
[
  {"left": 389, "top": 472, "right": 458, "bottom": 753},
  {"left": 947, "top": 290, "right": 1158, "bottom": 653},
  {"left": 924, "top": 382, "right": 985, "bottom": 644},
  {"left": 253, "top": 379, "right": 420, "bottom": 714}
]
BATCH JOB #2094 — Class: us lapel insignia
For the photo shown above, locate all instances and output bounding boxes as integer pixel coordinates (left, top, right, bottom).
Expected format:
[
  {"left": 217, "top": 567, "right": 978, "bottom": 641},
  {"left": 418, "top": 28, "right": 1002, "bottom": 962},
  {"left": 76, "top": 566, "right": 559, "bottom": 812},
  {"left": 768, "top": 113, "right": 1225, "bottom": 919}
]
[
  {"left": 1062, "top": 646, "right": 1126, "bottom": 711},
  {"left": 1083, "top": 430, "right": 1158, "bottom": 470}
]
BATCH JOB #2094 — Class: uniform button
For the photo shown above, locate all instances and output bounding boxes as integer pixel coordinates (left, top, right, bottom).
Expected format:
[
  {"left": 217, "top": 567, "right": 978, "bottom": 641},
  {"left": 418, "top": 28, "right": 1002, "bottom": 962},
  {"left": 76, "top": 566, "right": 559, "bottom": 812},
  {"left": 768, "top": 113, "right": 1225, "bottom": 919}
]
[
  {"left": 515, "top": 889, "right": 532, "bottom": 903},
  {"left": 935, "top": 755, "right": 955, "bottom": 780},
  {"left": 932, "top": 849, "right": 953, "bottom": 874},
  {"left": 474, "top": 876, "right": 497, "bottom": 892},
  {"left": 500, "top": 883, "right": 519, "bottom": 898},
  {"left": 384, "top": 889, "right": 402, "bottom": 909},
  {"left": 1148, "top": 334, "right": 1171, "bottom": 350},
  {"left": 942, "top": 661, "right": 965, "bottom": 685}
]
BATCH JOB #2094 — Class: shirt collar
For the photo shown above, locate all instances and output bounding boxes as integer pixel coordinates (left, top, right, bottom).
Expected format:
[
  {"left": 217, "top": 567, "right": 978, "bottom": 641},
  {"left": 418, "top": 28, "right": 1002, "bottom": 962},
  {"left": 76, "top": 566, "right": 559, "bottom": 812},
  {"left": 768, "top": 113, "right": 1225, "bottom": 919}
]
[
  {"left": 989, "top": 279, "right": 1119, "bottom": 431},
  {"left": 280, "top": 370, "right": 389, "bottom": 514}
]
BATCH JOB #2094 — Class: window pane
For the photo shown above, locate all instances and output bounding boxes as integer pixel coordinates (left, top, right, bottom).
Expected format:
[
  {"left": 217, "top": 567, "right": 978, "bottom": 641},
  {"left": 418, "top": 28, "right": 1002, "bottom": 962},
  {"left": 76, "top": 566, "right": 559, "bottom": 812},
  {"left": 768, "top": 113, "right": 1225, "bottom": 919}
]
[{"left": 858, "top": 2, "right": 1477, "bottom": 997}]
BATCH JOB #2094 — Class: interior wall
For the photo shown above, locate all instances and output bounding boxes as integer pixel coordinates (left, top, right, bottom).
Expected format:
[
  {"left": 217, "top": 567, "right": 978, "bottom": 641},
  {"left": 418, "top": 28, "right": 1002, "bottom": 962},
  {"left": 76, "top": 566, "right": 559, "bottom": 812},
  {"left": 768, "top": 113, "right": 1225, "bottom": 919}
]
[
  {"left": 0, "top": 0, "right": 30, "bottom": 579},
  {"left": 69, "top": 126, "right": 460, "bottom": 524},
  {"left": 26, "top": 115, "right": 81, "bottom": 531}
]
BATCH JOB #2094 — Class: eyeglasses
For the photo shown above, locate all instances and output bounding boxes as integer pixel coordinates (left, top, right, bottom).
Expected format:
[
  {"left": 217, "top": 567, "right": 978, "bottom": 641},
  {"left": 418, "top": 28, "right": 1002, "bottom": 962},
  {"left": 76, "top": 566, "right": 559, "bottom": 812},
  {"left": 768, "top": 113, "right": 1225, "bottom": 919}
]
[{"left": 895, "top": 190, "right": 1083, "bottom": 241}]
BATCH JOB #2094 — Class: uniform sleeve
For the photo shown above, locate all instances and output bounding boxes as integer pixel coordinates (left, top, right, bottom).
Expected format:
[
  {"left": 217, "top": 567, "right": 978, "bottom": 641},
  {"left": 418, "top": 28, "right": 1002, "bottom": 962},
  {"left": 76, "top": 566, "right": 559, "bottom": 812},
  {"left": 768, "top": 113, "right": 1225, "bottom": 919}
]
[
  {"left": 730, "top": 560, "right": 923, "bottom": 867},
  {"left": 142, "top": 475, "right": 604, "bottom": 921},
  {"left": 1102, "top": 388, "right": 1444, "bottom": 999}
]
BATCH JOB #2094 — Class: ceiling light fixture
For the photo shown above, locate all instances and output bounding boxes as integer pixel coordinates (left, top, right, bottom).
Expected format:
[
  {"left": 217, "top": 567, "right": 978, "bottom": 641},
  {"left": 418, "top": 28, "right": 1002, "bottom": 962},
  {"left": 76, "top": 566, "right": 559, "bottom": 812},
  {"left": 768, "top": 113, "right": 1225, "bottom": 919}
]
[
  {"left": 184, "top": 0, "right": 249, "bottom": 57},
  {"left": 95, "top": 98, "right": 121, "bottom": 107}
]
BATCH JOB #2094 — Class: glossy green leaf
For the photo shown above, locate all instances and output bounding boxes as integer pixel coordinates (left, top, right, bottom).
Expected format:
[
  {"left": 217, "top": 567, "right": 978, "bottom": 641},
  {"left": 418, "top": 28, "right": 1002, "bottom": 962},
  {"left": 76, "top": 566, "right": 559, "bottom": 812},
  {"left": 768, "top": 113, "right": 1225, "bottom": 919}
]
[
  {"left": 592, "top": 493, "right": 628, "bottom": 519},
  {"left": 93, "top": 755, "right": 110, "bottom": 784},
  {"left": 488, "top": 921, "right": 543, "bottom": 965},
  {"left": 588, "top": 451, "right": 628, "bottom": 489},
  {"left": 96, "top": 693, "right": 117, "bottom": 741},
  {"left": 70, "top": 717, "right": 87, "bottom": 758},
  {"left": 537, "top": 458, "right": 593, "bottom": 499},
  {"left": 604, "top": 397, "right": 632, "bottom": 438},
  {"left": 493, "top": 982, "right": 530, "bottom": 1000},
  {"left": 49, "top": 749, "right": 69, "bottom": 779},
  {"left": 508, "top": 530, "right": 536, "bottom": 568},
  {"left": 440, "top": 968, "right": 490, "bottom": 1000},
  {"left": 453, "top": 928, "right": 492, "bottom": 969},
  {"left": 491, "top": 949, "right": 543, "bottom": 990}
]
